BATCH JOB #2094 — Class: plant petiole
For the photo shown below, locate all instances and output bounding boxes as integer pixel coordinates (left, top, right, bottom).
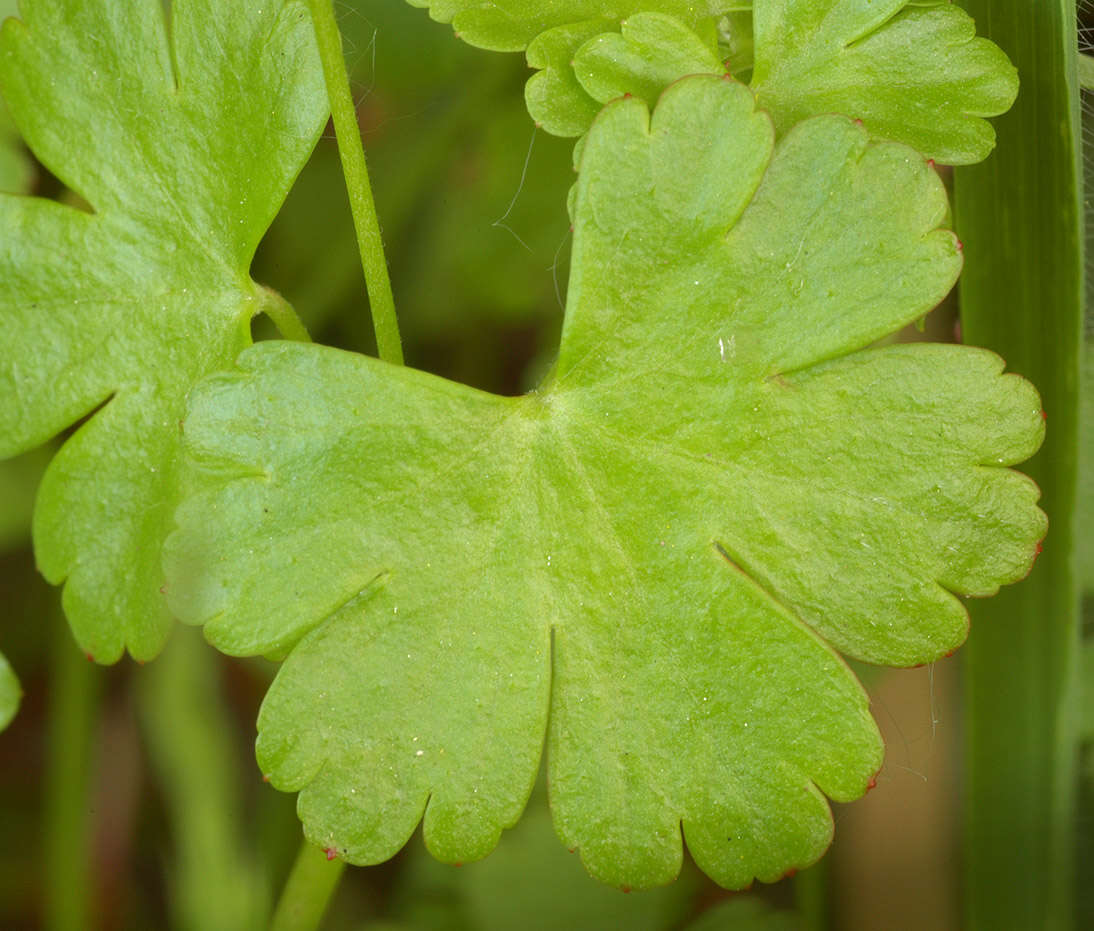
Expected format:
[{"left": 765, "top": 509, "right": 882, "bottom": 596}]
[{"left": 306, "top": 0, "right": 404, "bottom": 366}]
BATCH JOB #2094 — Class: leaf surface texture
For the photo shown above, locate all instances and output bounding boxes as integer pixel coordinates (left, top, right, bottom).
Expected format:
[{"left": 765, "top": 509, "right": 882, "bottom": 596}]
[
  {"left": 511, "top": 0, "right": 1017, "bottom": 164},
  {"left": 166, "top": 77, "right": 1045, "bottom": 887},
  {"left": 0, "top": 0, "right": 327, "bottom": 660}
]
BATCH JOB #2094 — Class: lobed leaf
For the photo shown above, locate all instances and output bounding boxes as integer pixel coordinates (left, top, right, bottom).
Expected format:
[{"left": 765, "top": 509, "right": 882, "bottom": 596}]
[
  {"left": 166, "top": 76, "right": 1045, "bottom": 888},
  {"left": 526, "top": 12, "right": 722, "bottom": 135},
  {"left": 749, "top": 0, "right": 1019, "bottom": 164},
  {"left": 0, "top": 0, "right": 327, "bottom": 661},
  {"left": 520, "top": 1, "right": 1017, "bottom": 164}
]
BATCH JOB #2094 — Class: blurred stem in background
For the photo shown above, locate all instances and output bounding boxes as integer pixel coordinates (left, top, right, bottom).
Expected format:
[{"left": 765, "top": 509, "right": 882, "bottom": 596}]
[
  {"left": 956, "top": 1, "right": 1083, "bottom": 928},
  {"left": 44, "top": 612, "right": 103, "bottom": 931},
  {"left": 138, "top": 627, "right": 270, "bottom": 931}
]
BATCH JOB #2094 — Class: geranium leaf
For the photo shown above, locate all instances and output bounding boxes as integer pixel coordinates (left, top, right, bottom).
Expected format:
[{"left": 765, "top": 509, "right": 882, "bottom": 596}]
[
  {"left": 0, "top": 0, "right": 326, "bottom": 661},
  {"left": 749, "top": 0, "right": 1019, "bottom": 165},
  {"left": 572, "top": 14, "right": 723, "bottom": 114},
  {"left": 0, "top": 651, "right": 19, "bottom": 732},
  {"left": 165, "top": 76, "right": 1045, "bottom": 888},
  {"left": 516, "top": 1, "right": 1016, "bottom": 161},
  {"left": 526, "top": 12, "right": 722, "bottom": 135}
]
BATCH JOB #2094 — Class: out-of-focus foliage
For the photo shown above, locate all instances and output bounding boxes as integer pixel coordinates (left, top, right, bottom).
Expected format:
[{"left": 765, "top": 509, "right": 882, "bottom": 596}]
[{"left": 255, "top": 0, "right": 575, "bottom": 395}]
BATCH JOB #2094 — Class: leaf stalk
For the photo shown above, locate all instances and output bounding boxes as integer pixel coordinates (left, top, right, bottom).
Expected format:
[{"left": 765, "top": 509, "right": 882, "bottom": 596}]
[
  {"left": 306, "top": 0, "right": 404, "bottom": 365},
  {"left": 270, "top": 840, "right": 346, "bottom": 931}
]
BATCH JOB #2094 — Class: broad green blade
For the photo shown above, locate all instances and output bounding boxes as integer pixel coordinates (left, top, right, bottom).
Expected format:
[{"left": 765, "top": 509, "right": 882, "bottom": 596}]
[
  {"left": 0, "top": 0, "right": 327, "bottom": 661},
  {"left": 955, "top": 0, "right": 1083, "bottom": 927},
  {"left": 166, "top": 76, "right": 1044, "bottom": 890}
]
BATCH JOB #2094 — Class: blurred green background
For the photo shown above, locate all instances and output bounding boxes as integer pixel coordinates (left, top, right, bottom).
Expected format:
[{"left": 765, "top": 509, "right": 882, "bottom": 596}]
[{"left": 0, "top": 1, "right": 1088, "bottom": 929}]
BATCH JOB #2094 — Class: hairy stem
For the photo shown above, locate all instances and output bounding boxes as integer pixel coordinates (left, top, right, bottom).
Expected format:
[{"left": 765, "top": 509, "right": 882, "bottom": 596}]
[
  {"left": 306, "top": 0, "right": 403, "bottom": 365},
  {"left": 260, "top": 286, "right": 312, "bottom": 344},
  {"left": 270, "top": 841, "right": 346, "bottom": 931}
]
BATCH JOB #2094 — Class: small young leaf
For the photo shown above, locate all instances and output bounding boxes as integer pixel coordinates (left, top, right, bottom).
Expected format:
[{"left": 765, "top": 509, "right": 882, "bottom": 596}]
[
  {"left": 526, "top": 13, "right": 722, "bottom": 136},
  {"left": 0, "top": 651, "right": 20, "bottom": 732},
  {"left": 573, "top": 14, "right": 722, "bottom": 105},
  {"left": 0, "top": 0, "right": 326, "bottom": 661},
  {"left": 166, "top": 77, "right": 1044, "bottom": 888},
  {"left": 750, "top": 0, "right": 1019, "bottom": 164},
  {"left": 526, "top": 21, "right": 612, "bottom": 136}
]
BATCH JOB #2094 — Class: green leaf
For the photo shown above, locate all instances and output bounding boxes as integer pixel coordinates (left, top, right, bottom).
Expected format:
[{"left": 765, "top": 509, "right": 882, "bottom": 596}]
[
  {"left": 750, "top": 0, "right": 1019, "bottom": 165},
  {"left": 523, "top": 2, "right": 1016, "bottom": 158},
  {"left": 0, "top": 650, "right": 20, "bottom": 732},
  {"left": 407, "top": 0, "right": 736, "bottom": 52},
  {"left": 573, "top": 14, "right": 723, "bottom": 114},
  {"left": 379, "top": 788, "right": 697, "bottom": 931},
  {"left": 0, "top": 0, "right": 326, "bottom": 661},
  {"left": 166, "top": 76, "right": 1045, "bottom": 889},
  {"left": 0, "top": 1, "right": 34, "bottom": 195},
  {"left": 526, "top": 12, "right": 722, "bottom": 136}
]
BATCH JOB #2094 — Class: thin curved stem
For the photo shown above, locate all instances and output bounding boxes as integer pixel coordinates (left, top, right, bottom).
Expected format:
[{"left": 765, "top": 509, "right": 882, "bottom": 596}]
[
  {"left": 306, "top": 0, "right": 403, "bottom": 365},
  {"left": 260, "top": 286, "right": 312, "bottom": 343}
]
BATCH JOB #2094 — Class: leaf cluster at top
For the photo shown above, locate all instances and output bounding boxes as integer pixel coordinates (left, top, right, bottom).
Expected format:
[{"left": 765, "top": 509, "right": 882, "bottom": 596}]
[
  {"left": 0, "top": 0, "right": 1046, "bottom": 890},
  {"left": 416, "top": 0, "right": 1018, "bottom": 165}
]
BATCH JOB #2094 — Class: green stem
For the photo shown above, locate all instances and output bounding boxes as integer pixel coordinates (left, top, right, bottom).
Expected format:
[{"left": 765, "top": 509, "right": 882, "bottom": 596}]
[
  {"left": 794, "top": 859, "right": 828, "bottom": 931},
  {"left": 955, "top": 1, "right": 1082, "bottom": 928},
  {"left": 44, "top": 614, "right": 103, "bottom": 931},
  {"left": 138, "top": 628, "right": 269, "bottom": 930},
  {"left": 270, "top": 841, "right": 346, "bottom": 931},
  {"left": 260, "top": 286, "right": 312, "bottom": 343},
  {"left": 306, "top": 0, "right": 403, "bottom": 366}
]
